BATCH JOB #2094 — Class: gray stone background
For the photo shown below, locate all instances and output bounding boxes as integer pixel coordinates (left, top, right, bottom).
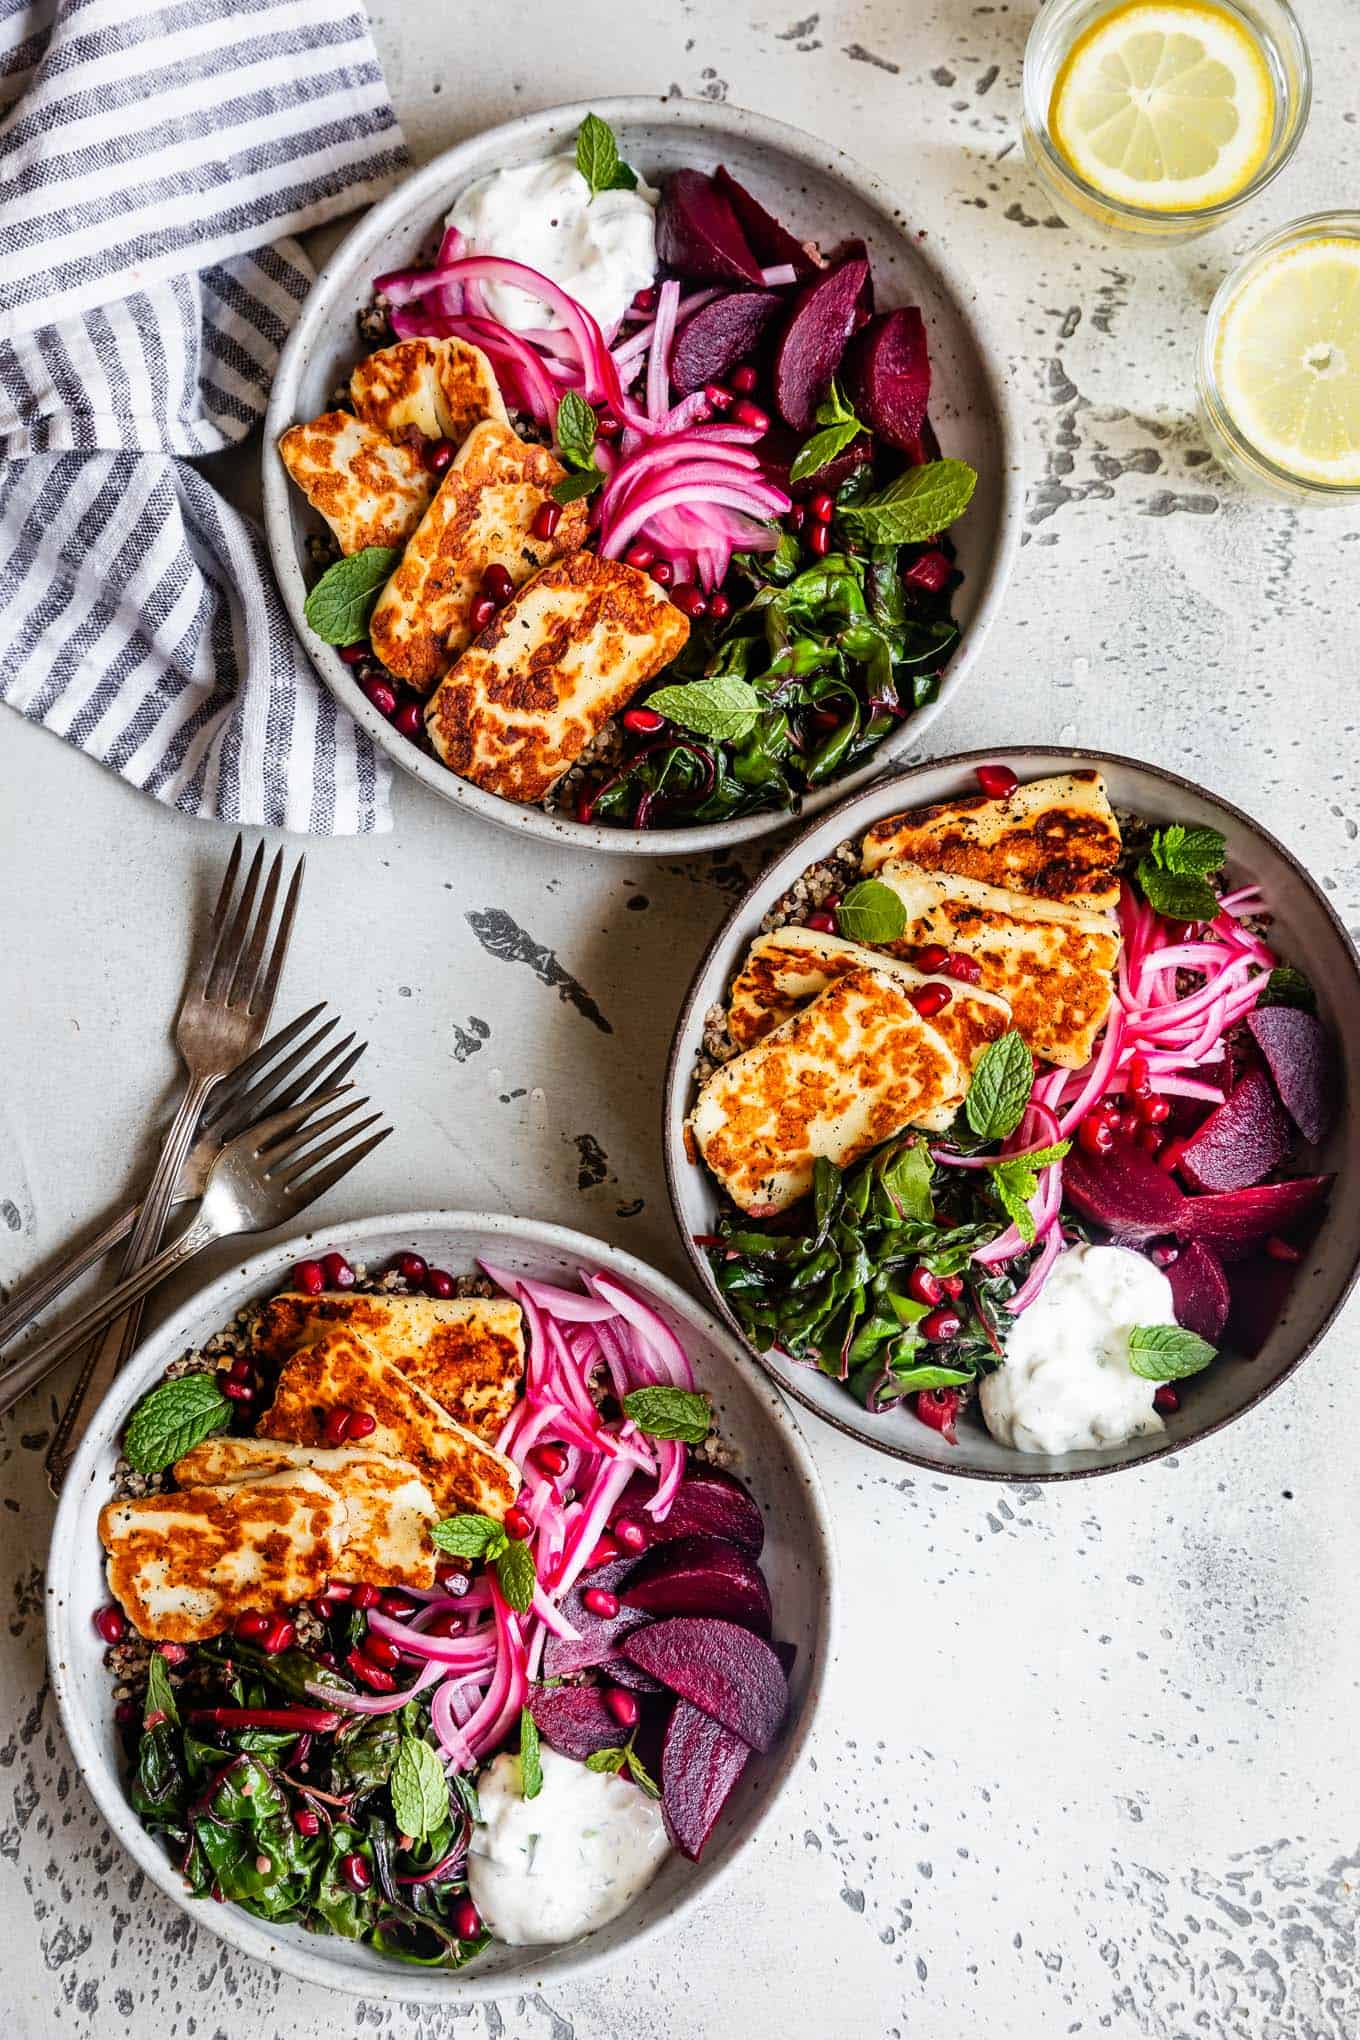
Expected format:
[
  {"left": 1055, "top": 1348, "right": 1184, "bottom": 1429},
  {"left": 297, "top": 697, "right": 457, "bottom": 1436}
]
[{"left": 2, "top": 1, "right": 1359, "bottom": 2034}]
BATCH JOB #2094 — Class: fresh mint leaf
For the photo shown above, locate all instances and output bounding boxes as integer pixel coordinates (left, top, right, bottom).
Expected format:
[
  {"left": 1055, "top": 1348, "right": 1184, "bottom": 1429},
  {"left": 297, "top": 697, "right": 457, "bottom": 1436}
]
[
  {"left": 880, "top": 1138, "right": 934, "bottom": 1223},
  {"left": 1258, "top": 964, "right": 1316, "bottom": 1012},
  {"left": 836, "top": 877, "right": 907, "bottom": 945},
  {"left": 551, "top": 465, "right": 604, "bottom": 506},
  {"left": 391, "top": 1735, "right": 449, "bottom": 1842},
  {"left": 621, "top": 1385, "right": 712, "bottom": 1445},
  {"left": 124, "top": 1372, "right": 232, "bottom": 1474},
  {"left": 585, "top": 1745, "right": 628, "bottom": 1774},
  {"left": 1136, "top": 858, "right": 1220, "bottom": 925},
  {"left": 965, "top": 1031, "right": 1034, "bottom": 1142},
  {"left": 494, "top": 1537, "right": 537, "bottom": 1614},
  {"left": 431, "top": 1513, "right": 508, "bottom": 1561},
  {"left": 988, "top": 1142, "right": 1070, "bottom": 1244},
  {"left": 645, "top": 674, "right": 761, "bottom": 743},
  {"left": 1128, "top": 1323, "right": 1217, "bottom": 1381},
  {"left": 303, "top": 547, "right": 400, "bottom": 646},
  {"left": 554, "top": 391, "right": 598, "bottom": 470},
  {"left": 839, "top": 459, "right": 977, "bottom": 547},
  {"left": 789, "top": 380, "right": 866, "bottom": 484},
  {"left": 519, "top": 1707, "right": 543, "bottom": 1800},
  {"left": 625, "top": 1744, "right": 660, "bottom": 1798},
  {"left": 1149, "top": 823, "right": 1226, "bottom": 878},
  {"left": 575, "top": 112, "right": 637, "bottom": 201}
]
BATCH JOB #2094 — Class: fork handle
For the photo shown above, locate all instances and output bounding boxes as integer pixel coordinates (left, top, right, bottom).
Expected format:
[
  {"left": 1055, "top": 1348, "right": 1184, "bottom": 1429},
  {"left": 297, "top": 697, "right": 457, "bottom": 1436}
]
[{"left": 0, "top": 1194, "right": 170, "bottom": 1349}]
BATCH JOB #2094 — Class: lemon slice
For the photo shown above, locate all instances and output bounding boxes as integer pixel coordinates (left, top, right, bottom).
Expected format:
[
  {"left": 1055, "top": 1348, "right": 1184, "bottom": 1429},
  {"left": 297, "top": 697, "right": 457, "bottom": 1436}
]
[
  {"left": 1215, "top": 238, "right": 1360, "bottom": 487},
  {"left": 1050, "top": 1, "right": 1275, "bottom": 212}
]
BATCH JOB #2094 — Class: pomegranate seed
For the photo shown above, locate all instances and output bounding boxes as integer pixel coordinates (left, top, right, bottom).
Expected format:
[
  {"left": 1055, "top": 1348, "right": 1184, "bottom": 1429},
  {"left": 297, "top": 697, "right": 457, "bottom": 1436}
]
[
  {"left": 1136, "top": 1095, "right": 1171, "bottom": 1126},
  {"left": 531, "top": 499, "right": 562, "bottom": 542},
  {"left": 613, "top": 1514, "right": 647, "bottom": 1552},
  {"left": 482, "top": 563, "right": 515, "bottom": 606},
  {"left": 157, "top": 1642, "right": 189, "bottom": 1665},
  {"left": 604, "top": 1686, "right": 640, "bottom": 1730},
  {"left": 583, "top": 1587, "right": 619, "bottom": 1619},
  {"left": 340, "top": 1851, "right": 372, "bottom": 1892},
  {"left": 909, "top": 983, "right": 953, "bottom": 1019},
  {"left": 975, "top": 763, "right": 1019, "bottom": 799},
  {"left": 902, "top": 548, "right": 952, "bottom": 594},
  {"left": 941, "top": 1274, "right": 965, "bottom": 1300},
  {"left": 221, "top": 1377, "right": 253, "bottom": 1402},
  {"left": 453, "top": 1899, "right": 481, "bottom": 1941},
  {"left": 470, "top": 595, "right": 498, "bottom": 632},
  {"left": 914, "top": 943, "right": 950, "bottom": 974},
  {"left": 623, "top": 706, "right": 665, "bottom": 735},
  {"left": 235, "top": 1609, "right": 272, "bottom": 1642},
  {"left": 730, "top": 399, "right": 770, "bottom": 432},
  {"left": 906, "top": 1266, "right": 945, "bottom": 1306},
  {"left": 392, "top": 698, "right": 423, "bottom": 741},
  {"left": 362, "top": 1632, "right": 402, "bottom": 1670},
  {"left": 624, "top": 542, "right": 656, "bottom": 570},
  {"left": 1137, "top": 1127, "right": 1163, "bottom": 1155},
  {"left": 503, "top": 1505, "right": 533, "bottom": 1541},
  {"left": 395, "top": 1251, "right": 427, "bottom": 1283},
  {"left": 261, "top": 1617, "right": 295, "bottom": 1655},
  {"left": 1149, "top": 1241, "right": 1180, "bottom": 1267},
  {"left": 380, "top": 1590, "right": 419, "bottom": 1621},
  {"left": 806, "top": 520, "right": 831, "bottom": 557},
  {"left": 351, "top": 1583, "right": 381, "bottom": 1610},
  {"left": 649, "top": 560, "right": 673, "bottom": 586},
  {"left": 1153, "top": 1384, "right": 1180, "bottom": 1414},
  {"left": 920, "top": 1306, "right": 964, "bottom": 1343},
  {"left": 1265, "top": 1235, "right": 1303, "bottom": 1263},
  {"left": 425, "top": 1609, "right": 467, "bottom": 1638},
  {"left": 346, "top": 1410, "right": 377, "bottom": 1440},
  {"left": 670, "top": 583, "right": 708, "bottom": 619},
  {"left": 914, "top": 1387, "right": 960, "bottom": 1442},
  {"left": 294, "top": 1809, "right": 321, "bottom": 1837},
  {"left": 294, "top": 1259, "right": 325, "bottom": 1295},
  {"left": 319, "top": 1251, "right": 353, "bottom": 1290},
  {"left": 596, "top": 410, "right": 622, "bottom": 439},
  {"left": 730, "top": 364, "right": 759, "bottom": 394},
  {"left": 436, "top": 1563, "right": 470, "bottom": 1593},
  {"left": 1079, "top": 1112, "right": 1116, "bottom": 1156},
  {"left": 1127, "top": 1053, "right": 1153, "bottom": 1101},
  {"left": 822, "top": 892, "right": 843, "bottom": 914},
  {"left": 803, "top": 908, "right": 838, "bottom": 934},
  {"left": 707, "top": 591, "right": 732, "bottom": 621},
  {"left": 586, "top": 1533, "right": 621, "bottom": 1570},
  {"left": 808, "top": 491, "right": 835, "bottom": 524},
  {"left": 785, "top": 502, "right": 807, "bottom": 532},
  {"left": 425, "top": 1267, "right": 456, "bottom": 1298},
  {"left": 93, "top": 1605, "right": 126, "bottom": 1645},
  {"left": 944, "top": 952, "right": 982, "bottom": 985},
  {"left": 345, "top": 1647, "right": 396, "bottom": 1693},
  {"left": 703, "top": 382, "right": 734, "bottom": 411},
  {"left": 310, "top": 1596, "right": 336, "bottom": 1620},
  {"left": 533, "top": 1443, "right": 569, "bottom": 1478},
  {"left": 325, "top": 1580, "right": 353, "bottom": 1601},
  {"left": 1157, "top": 1139, "right": 1187, "bottom": 1175},
  {"left": 115, "top": 1698, "right": 137, "bottom": 1728},
  {"left": 361, "top": 676, "right": 398, "bottom": 718},
  {"left": 229, "top": 1356, "right": 254, "bottom": 1385},
  {"left": 423, "top": 439, "right": 456, "bottom": 474},
  {"left": 633, "top": 286, "right": 657, "bottom": 313},
  {"left": 338, "top": 643, "right": 370, "bottom": 667},
  {"left": 322, "top": 1407, "right": 354, "bottom": 1447}
]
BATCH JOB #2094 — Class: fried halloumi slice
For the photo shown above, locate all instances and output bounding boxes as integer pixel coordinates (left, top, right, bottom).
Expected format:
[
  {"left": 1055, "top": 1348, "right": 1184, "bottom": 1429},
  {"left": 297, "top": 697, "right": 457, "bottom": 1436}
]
[
  {"left": 689, "top": 965, "right": 965, "bottom": 1215},
  {"left": 872, "top": 860, "right": 1120, "bottom": 1069},
  {"left": 425, "top": 550, "right": 690, "bottom": 803},
  {"left": 278, "top": 411, "right": 434, "bottom": 555},
  {"left": 249, "top": 1291, "right": 524, "bottom": 1443},
  {"left": 98, "top": 1468, "right": 346, "bottom": 1642},
  {"left": 172, "top": 1438, "right": 439, "bottom": 1589},
  {"left": 726, "top": 925, "right": 1012, "bottom": 1129},
  {"left": 350, "top": 337, "right": 508, "bottom": 445},
  {"left": 861, "top": 770, "right": 1123, "bottom": 910},
  {"left": 369, "top": 420, "right": 590, "bottom": 688},
  {"left": 257, "top": 1326, "right": 519, "bottom": 1519}
]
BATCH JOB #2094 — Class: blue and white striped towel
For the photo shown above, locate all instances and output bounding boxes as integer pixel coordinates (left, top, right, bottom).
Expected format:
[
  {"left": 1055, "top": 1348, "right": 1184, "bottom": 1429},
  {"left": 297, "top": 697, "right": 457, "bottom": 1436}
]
[{"left": 0, "top": 0, "right": 409, "bottom": 832}]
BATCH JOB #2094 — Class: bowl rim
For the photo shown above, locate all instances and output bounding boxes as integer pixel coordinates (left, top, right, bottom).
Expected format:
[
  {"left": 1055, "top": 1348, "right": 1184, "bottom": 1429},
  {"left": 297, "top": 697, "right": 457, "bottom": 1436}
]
[
  {"left": 262, "top": 93, "right": 1025, "bottom": 856},
  {"left": 662, "top": 742, "right": 1360, "bottom": 1481},
  {"left": 46, "top": 1209, "right": 837, "bottom": 2002}
]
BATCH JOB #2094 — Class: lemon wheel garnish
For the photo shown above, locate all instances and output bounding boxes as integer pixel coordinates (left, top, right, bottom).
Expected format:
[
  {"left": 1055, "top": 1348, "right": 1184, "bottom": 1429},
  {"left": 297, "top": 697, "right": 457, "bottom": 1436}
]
[
  {"left": 1215, "top": 238, "right": 1360, "bottom": 487},
  {"left": 1049, "top": 1, "right": 1275, "bottom": 213}
]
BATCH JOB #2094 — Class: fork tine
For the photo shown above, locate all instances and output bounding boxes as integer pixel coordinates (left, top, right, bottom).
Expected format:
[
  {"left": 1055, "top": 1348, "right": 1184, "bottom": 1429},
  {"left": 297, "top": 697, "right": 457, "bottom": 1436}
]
[
  {"left": 205, "top": 841, "right": 264, "bottom": 1006},
  {"left": 184, "top": 836, "right": 243, "bottom": 999},
  {"left": 279, "top": 1108, "right": 385, "bottom": 1179},
  {"left": 262, "top": 1098, "right": 374, "bottom": 1174},
  {"left": 229, "top": 846, "right": 283, "bottom": 1011},
  {"left": 237, "top": 1084, "right": 351, "bottom": 1156},
  {"left": 284, "top": 1125, "right": 393, "bottom": 1206},
  {"left": 209, "top": 1018, "right": 343, "bottom": 1139},
  {"left": 250, "top": 855, "right": 305, "bottom": 1023},
  {"left": 203, "top": 1004, "right": 330, "bottom": 1127}
]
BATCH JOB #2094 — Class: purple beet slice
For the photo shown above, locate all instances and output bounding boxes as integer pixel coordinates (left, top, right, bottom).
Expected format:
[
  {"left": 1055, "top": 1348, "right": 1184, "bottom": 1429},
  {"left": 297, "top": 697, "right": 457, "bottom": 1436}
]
[
  {"left": 656, "top": 169, "right": 763, "bottom": 285},
  {"left": 1224, "top": 1254, "right": 1300, "bottom": 1357},
  {"left": 772, "top": 253, "right": 871, "bottom": 432},
  {"left": 1062, "top": 1140, "right": 1189, "bottom": 1244},
  {"left": 1246, "top": 1007, "right": 1339, "bottom": 1146},
  {"left": 670, "top": 291, "right": 784, "bottom": 392},
  {"left": 1178, "top": 1068, "right": 1292, "bottom": 1193},
  {"left": 540, "top": 1556, "right": 647, "bottom": 1678},
  {"left": 617, "top": 1466, "right": 766, "bottom": 1557},
  {"left": 594, "top": 1653, "right": 663, "bottom": 1694},
  {"left": 661, "top": 1698, "right": 750, "bottom": 1861},
  {"left": 713, "top": 166, "right": 823, "bottom": 277},
  {"left": 620, "top": 1534, "right": 772, "bottom": 1636},
  {"left": 1166, "top": 1239, "right": 1231, "bottom": 1342},
  {"left": 842, "top": 307, "right": 931, "bottom": 453},
  {"left": 528, "top": 1683, "right": 626, "bottom": 1761},
  {"left": 1176, "top": 1175, "right": 1332, "bottom": 1260},
  {"left": 623, "top": 1616, "right": 788, "bottom": 1752}
]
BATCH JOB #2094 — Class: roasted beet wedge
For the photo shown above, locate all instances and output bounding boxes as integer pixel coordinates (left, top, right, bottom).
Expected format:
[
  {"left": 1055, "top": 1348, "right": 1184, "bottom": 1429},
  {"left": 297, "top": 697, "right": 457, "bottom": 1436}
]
[
  {"left": 621, "top": 1533, "right": 772, "bottom": 1635},
  {"left": 656, "top": 169, "right": 764, "bottom": 285},
  {"left": 842, "top": 307, "right": 930, "bottom": 452},
  {"left": 1176, "top": 1175, "right": 1332, "bottom": 1261},
  {"left": 1166, "top": 1239, "right": 1231, "bottom": 1342},
  {"left": 1225, "top": 1254, "right": 1302, "bottom": 1357},
  {"left": 670, "top": 291, "right": 784, "bottom": 393},
  {"left": 1063, "top": 1140, "right": 1188, "bottom": 1244},
  {"left": 713, "top": 166, "right": 823, "bottom": 277},
  {"left": 528, "top": 1683, "right": 629, "bottom": 1761},
  {"left": 661, "top": 1698, "right": 750, "bottom": 1861},
  {"left": 540, "top": 1556, "right": 646, "bottom": 1678},
  {"left": 1246, "top": 1007, "right": 1339, "bottom": 1147},
  {"left": 1179, "top": 1068, "right": 1292, "bottom": 1193},
  {"left": 623, "top": 1615, "right": 788, "bottom": 1752},
  {"left": 618, "top": 1467, "right": 765, "bottom": 1556},
  {"left": 772, "top": 253, "right": 871, "bottom": 432}
]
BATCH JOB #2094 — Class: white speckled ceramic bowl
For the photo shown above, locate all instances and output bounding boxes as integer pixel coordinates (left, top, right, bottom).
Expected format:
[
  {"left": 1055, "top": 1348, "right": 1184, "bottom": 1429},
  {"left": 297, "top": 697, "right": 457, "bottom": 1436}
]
[
  {"left": 263, "top": 96, "right": 1023, "bottom": 854},
  {"left": 47, "top": 1213, "right": 834, "bottom": 2001},
  {"left": 664, "top": 748, "right": 1360, "bottom": 1479}
]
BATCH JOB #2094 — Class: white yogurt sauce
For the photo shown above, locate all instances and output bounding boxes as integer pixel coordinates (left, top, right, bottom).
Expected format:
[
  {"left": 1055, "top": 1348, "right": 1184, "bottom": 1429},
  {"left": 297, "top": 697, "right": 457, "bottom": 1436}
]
[
  {"left": 978, "top": 1243, "right": 1174, "bottom": 1455},
  {"left": 467, "top": 1745, "right": 670, "bottom": 1946},
  {"left": 446, "top": 154, "right": 658, "bottom": 336}
]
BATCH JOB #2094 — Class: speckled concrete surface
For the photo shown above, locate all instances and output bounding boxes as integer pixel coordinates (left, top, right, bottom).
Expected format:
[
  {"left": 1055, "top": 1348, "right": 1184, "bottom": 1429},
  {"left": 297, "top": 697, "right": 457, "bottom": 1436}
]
[{"left": 3, "top": 2, "right": 1360, "bottom": 2034}]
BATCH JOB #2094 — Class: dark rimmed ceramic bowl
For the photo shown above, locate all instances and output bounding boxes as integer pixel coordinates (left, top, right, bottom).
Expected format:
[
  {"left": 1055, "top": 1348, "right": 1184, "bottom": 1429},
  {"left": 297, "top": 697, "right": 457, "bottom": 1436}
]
[{"left": 664, "top": 747, "right": 1360, "bottom": 1479}]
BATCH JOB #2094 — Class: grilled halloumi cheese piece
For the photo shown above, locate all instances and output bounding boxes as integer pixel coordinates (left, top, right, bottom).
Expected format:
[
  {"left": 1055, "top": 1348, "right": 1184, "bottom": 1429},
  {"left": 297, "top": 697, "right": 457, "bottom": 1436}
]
[
  {"left": 278, "top": 411, "right": 434, "bottom": 555},
  {"left": 350, "top": 337, "right": 508, "bottom": 445},
  {"left": 258, "top": 1326, "right": 519, "bottom": 1519},
  {"left": 98, "top": 1468, "right": 346, "bottom": 1643},
  {"left": 726, "top": 925, "right": 1012, "bottom": 1129},
  {"left": 250, "top": 1291, "right": 524, "bottom": 1443},
  {"left": 173, "top": 1438, "right": 439, "bottom": 1589},
  {"left": 689, "top": 965, "right": 966, "bottom": 1215},
  {"left": 425, "top": 550, "right": 690, "bottom": 803},
  {"left": 370, "top": 419, "right": 590, "bottom": 688},
  {"left": 873, "top": 860, "right": 1120, "bottom": 1069},
  {"left": 861, "top": 770, "right": 1123, "bottom": 910}
]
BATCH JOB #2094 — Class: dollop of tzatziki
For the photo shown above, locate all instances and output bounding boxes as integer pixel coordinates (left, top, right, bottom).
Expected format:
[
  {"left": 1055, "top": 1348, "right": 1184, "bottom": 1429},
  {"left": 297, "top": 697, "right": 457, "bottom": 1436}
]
[
  {"left": 446, "top": 154, "right": 658, "bottom": 337},
  {"left": 978, "top": 1242, "right": 1175, "bottom": 1455},
  {"left": 466, "top": 1744, "right": 670, "bottom": 1946}
]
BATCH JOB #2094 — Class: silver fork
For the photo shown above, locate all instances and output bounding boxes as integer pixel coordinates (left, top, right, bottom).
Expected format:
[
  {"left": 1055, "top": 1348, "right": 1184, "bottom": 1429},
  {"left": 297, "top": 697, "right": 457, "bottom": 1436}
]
[
  {"left": 1, "top": 1089, "right": 390, "bottom": 1422},
  {"left": 0, "top": 1006, "right": 364, "bottom": 1348},
  {"left": 44, "top": 836, "right": 304, "bottom": 1484}
]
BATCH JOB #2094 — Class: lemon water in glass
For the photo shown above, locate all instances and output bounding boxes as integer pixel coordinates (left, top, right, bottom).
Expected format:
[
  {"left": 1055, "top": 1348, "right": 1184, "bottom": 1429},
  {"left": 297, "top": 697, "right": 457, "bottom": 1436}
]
[{"left": 1022, "top": 0, "right": 1310, "bottom": 244}]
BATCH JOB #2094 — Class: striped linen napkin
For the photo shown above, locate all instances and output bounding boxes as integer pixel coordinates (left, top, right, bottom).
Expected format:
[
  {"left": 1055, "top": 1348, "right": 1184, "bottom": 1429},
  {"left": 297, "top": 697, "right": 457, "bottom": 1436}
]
[{"left": 0, "top": 0, "right": 410, "bottom": 832}]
